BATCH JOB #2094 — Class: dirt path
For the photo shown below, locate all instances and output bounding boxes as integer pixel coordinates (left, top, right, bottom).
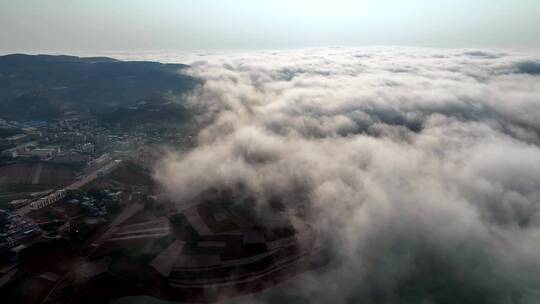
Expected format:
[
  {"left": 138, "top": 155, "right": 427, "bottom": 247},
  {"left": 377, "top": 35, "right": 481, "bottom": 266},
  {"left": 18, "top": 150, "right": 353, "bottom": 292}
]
[{"left": 31, "top": 163, "right": 43, "bottom": 184}]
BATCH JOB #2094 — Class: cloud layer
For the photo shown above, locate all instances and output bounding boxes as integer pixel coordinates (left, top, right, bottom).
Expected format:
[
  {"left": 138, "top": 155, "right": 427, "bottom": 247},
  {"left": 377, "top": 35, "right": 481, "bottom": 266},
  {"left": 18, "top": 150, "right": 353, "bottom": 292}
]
[{"left": 154, "top": 47, "right": 540, "bottom": 304}]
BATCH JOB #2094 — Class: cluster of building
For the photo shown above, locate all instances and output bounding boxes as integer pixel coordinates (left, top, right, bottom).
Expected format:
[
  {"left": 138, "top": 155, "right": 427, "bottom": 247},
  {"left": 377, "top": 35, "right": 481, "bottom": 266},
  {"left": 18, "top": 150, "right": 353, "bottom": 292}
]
[
  {"left": 1, "top": 114, "right": 197, "bottom": 170},
  {"left": 29, "top": 190, "right": 67, "bottom": 210},
  {"left": 0, "top": 116, "right": 134, "bottom": 164},
  {"left": 0, "top": 188, "right": 126, "bottom": 259},
  {"left": 0, "top": 114, "right": 195, "bottom": 262},
  {"left": 0, "top": 209, "right": 41, "bottom": 257},
  {"left": 0, "top": 118, "right": 98, "bottom": 162},
  {"left": 67, "top": 190, "right": 122, "bottom": 218}
]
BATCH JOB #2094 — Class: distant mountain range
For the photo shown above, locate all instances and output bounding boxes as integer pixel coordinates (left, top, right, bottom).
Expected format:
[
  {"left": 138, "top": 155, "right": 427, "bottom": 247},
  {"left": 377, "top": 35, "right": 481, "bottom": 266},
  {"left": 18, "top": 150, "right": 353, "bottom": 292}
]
[{"left": 0, "top": 54, "right": 197, "bottom": 125}]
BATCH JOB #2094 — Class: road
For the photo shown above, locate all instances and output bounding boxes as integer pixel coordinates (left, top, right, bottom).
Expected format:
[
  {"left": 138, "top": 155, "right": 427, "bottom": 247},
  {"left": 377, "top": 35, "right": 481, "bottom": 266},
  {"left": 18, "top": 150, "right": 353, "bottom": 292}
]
[{"left": 66, "top": 159, "right": 123, "bottom": 190}]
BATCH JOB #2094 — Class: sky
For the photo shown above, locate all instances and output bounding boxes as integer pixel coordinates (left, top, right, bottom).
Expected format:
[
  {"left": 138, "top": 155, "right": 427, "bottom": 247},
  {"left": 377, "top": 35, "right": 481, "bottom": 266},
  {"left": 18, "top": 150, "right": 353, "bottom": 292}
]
[{"left": 0, "top": 0, "right": 539, "bottom": 52}]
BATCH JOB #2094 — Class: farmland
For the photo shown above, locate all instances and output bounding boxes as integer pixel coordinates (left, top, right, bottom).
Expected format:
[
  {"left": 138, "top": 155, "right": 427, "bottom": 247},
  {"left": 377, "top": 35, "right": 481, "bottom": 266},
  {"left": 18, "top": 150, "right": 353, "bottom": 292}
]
[{"left": 0, "top": 162, "right": 82, "bottom": 206}]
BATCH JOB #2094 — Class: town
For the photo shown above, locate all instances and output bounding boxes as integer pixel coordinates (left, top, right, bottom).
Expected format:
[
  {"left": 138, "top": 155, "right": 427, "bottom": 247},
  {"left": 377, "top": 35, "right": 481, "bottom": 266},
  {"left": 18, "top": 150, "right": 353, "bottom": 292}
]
[
  {"left": 0, "top": 112, "right": 324, "bottom": 303},
  {"left": 0, "top": 112, "right": 198, "bottom": 298}
]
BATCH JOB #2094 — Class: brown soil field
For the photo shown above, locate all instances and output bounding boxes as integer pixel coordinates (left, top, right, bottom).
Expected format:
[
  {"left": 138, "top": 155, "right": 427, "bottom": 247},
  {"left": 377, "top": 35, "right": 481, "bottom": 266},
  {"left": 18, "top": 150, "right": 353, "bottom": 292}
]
[
  {"left": 107, "top": 163, "right": 155, "bottom": 186},
  {"left": 0, "top": 162, "right": 81, "bottom": 186},
  {"left": 84, "top": 162, "right": 155, "bottom": 191},
  {"left": 27, "top": 200, "right": 86, "bottom": 222}
]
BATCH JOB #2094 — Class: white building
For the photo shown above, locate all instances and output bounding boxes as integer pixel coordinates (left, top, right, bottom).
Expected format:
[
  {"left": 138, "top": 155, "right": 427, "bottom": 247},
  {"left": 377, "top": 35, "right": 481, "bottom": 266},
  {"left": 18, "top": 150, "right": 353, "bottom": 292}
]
[
  {"left": 31, "top": 148, "right": 57, "bottom": 160},
  {"left": 30, "top": 190, "right": 67, "bottom": 210},
  {"left": 1, "top": 148, "right": 18, "bottom": 158}
]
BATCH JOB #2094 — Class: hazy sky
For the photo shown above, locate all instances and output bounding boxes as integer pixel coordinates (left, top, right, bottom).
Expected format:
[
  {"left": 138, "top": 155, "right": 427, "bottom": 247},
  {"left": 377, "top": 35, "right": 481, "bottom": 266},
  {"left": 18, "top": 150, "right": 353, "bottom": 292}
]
[{"left": 1, "top": 0, "right": 539, "bottom": 52}]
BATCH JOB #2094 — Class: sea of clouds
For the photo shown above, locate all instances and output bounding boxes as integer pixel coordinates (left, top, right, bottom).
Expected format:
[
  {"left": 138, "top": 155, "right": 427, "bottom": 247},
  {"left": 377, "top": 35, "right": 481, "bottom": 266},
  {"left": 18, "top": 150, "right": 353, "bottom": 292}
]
[{"left": 148, "top": 47, "right": 540, "bottom": 304}]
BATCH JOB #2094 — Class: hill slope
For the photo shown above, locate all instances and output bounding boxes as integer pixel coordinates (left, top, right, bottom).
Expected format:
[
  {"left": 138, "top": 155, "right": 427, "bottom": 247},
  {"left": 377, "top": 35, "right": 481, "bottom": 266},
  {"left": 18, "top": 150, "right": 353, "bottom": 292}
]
[{"left": 0, "top": 54, "right": 197, "bottom": 123}]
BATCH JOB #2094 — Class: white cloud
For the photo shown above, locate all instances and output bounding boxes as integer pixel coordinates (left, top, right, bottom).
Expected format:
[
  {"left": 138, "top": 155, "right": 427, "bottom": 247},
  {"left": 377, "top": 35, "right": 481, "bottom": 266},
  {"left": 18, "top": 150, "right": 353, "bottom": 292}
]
[{"left": 154, "top": 47, "right": 540, "bottom": 303}]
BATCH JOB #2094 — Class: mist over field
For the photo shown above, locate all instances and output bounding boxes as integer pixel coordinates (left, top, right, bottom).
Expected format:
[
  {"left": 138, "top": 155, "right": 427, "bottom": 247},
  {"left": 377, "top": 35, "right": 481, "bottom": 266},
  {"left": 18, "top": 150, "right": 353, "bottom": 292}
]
[
  {"left": 3, "top": 0, "right": 540, "bottom": 302},
  {"left": 150, "top": 48, "right": 540, "bottom": 304}
]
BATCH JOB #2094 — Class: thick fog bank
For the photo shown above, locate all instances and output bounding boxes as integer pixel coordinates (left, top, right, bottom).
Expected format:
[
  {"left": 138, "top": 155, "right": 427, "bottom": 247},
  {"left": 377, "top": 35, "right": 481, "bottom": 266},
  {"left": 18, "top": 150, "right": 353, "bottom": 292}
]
[{"left": 155, "top": 48, "right": 540, "bottom": 304}]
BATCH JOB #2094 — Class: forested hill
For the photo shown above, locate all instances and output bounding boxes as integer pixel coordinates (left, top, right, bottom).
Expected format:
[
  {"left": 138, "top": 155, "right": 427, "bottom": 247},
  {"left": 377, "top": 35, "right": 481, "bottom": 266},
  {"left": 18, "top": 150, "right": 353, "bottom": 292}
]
[{"left": 0, "top": 54, "right": 197, "bottom": 124}]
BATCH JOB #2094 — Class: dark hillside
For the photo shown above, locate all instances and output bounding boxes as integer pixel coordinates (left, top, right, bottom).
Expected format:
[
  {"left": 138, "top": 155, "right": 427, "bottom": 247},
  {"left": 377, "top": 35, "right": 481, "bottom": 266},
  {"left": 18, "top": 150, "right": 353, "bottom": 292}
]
[{"left": 0, "top": 54, "right": 197, "bottom": 123}]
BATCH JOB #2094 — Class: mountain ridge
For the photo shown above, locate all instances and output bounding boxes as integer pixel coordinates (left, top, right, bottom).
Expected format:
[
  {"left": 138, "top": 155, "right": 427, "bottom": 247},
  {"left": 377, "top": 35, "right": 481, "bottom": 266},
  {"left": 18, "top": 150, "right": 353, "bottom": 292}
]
[{"left": 0, "top": 54, "right": 197, "bottom": 124}]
